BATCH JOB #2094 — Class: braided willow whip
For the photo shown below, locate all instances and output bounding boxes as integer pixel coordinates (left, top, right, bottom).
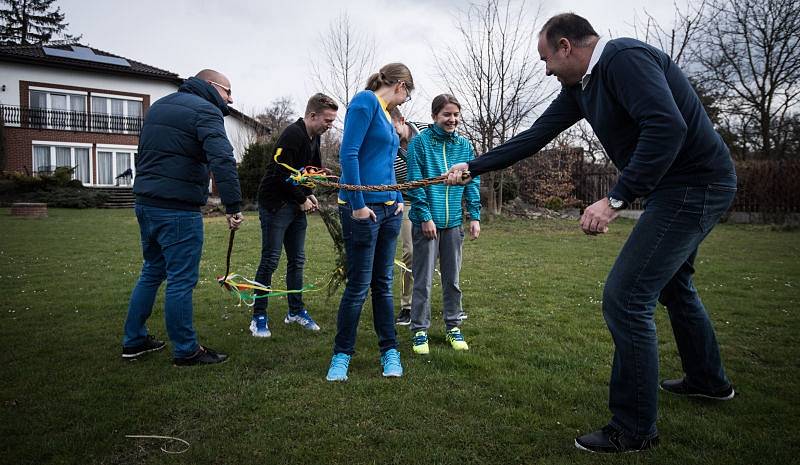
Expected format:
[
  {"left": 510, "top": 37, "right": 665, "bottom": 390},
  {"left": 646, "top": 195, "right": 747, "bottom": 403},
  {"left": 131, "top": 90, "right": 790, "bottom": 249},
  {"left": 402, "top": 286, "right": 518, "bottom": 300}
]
[
  {"left": 216, "top": 149, "right": 472, "bottom": 305},
  {"left": 273, "top": 147, "right": 470, "bottom": 192}
]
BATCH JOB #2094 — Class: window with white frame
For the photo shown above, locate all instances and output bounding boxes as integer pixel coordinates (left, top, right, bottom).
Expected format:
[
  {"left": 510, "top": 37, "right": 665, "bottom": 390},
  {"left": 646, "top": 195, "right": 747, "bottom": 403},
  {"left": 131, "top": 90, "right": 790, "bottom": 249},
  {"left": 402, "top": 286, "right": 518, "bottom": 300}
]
[
  {"left": 29, "top": 89, "right": 87, "bottom": 129},
  {"left": 32, "top": 144, "right": 92, "bottom": 184},
  {"left": 96, "top": 147, "right": 136, "bottom": 186},
  {"left": 91, "top": 96, "right": 143, "bottom": 133}
]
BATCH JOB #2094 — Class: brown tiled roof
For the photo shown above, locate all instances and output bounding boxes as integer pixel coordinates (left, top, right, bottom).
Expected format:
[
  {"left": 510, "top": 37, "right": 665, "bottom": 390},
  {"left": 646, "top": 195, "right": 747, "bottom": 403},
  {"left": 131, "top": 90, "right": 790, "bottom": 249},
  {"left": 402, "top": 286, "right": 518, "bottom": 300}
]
[{"left": 0, "top": 42, "right": 183, "bottom": 84}]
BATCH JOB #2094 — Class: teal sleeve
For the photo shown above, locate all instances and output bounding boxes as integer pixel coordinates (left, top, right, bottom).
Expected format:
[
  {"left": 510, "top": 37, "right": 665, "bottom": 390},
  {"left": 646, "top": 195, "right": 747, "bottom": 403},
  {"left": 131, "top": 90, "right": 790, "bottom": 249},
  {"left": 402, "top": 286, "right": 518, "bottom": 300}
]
[{"left": 405, "top": 137, "right": 432, "bottom": 222}]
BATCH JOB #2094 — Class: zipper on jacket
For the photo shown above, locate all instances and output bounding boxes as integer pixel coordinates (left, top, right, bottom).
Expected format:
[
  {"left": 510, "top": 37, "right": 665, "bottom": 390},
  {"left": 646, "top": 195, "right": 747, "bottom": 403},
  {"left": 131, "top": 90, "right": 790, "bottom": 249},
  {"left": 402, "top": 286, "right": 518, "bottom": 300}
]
[{"left": 442, "top": 140, "right": 449, "bottom": 228}]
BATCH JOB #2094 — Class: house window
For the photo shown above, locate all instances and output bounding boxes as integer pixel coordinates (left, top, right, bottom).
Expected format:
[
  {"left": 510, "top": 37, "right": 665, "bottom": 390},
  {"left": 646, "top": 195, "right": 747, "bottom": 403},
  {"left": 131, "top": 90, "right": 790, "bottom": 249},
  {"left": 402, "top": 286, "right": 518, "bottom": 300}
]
[
  {"left": 96, "top": 148, "right": 136, "bottom": 186},
  {"left": 32, "top": 145, "right": 92, "bottom": 184},
  {"left": 91, "top": 97, "right": 143, "bottom": 133},
  {"left": 29, "top": 90, "right": 87, "bottom": 129}
]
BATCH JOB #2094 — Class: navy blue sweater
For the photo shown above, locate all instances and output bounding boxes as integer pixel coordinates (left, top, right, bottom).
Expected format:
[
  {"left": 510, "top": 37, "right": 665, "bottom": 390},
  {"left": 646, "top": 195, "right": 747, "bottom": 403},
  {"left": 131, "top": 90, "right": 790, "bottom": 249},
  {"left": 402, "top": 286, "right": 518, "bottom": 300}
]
[
  {"left": 134, "top": 77, "right": 242, "bottom": 213},
  {"left": 468, "top": 38, "right": 735, "bottom": 203}
]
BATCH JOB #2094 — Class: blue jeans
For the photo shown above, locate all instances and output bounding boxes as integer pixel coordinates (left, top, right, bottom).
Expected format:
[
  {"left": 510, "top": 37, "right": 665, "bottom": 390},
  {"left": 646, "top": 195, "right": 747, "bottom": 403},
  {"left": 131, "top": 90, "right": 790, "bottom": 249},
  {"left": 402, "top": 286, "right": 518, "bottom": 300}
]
[
  {"left": 123, "top": 204, "right": 204, "bottom": 358},
  {"left": 253, "top": 204, "right": 307, "bottom": 315},
  {"left": 334, "top": 204, "right": 402, "bottom": 355},
  {"left": 603, "top": 176, "right": 737, "bottom": 440}
]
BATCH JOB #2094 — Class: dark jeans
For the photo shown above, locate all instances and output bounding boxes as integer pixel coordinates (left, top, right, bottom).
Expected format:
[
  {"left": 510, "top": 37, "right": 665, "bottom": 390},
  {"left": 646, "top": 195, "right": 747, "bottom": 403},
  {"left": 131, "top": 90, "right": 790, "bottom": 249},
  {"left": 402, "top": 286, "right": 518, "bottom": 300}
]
[
  {"left": 603, "top": 176, "right": 737, "bottom": 440},
  {"left": 123, "top": 204, "right": 204, "bottom": 358},
  {"left": 253, "top": 203, "right": 307, "bottom": 315},
  {"left": 333, "top": 204, "right": 402, "bottom": 355}
]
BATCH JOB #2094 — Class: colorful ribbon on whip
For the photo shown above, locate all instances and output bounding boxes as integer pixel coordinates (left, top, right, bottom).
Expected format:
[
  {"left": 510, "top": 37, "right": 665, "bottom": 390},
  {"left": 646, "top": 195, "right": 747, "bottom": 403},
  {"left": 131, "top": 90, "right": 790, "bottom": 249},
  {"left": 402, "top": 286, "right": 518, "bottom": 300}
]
[
  {"left": 218, "top": 273, "right": 320, "bottom": 306},
  {"left": 217, "top": 229, "right": 327, "bottom": 306}
]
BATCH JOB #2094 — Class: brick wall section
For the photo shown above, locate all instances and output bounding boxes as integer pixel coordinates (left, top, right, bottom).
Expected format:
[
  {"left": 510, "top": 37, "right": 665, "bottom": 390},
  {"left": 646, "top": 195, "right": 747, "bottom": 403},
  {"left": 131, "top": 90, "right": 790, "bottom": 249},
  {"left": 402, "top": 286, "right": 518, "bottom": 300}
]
[
  {"left": 11, "top": 202, "right": 47, "bottom": 217},
  {"left": 4, "top": 127, "right": 139, "bottom": 177},
  {"left": 3, "top": 80, "right": 150, "bottom": 176}
]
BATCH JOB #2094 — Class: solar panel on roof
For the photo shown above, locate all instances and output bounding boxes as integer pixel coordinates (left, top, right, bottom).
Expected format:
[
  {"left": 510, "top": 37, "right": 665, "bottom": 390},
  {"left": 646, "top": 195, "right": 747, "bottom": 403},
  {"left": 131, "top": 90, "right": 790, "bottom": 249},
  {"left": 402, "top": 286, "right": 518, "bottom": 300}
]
[{"left": 42, "top": 46, "right": 131, "bottom": 67}]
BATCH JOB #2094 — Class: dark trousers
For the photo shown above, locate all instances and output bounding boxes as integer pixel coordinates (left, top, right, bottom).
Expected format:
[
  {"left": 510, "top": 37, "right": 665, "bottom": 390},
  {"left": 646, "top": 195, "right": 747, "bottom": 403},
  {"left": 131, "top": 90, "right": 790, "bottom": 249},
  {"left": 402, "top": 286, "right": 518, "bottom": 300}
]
[
  {"left": 603, "top": 177, "right": 737, "bottom": 440},
  {"left": 333, "top": 204, "right": 402, "bottom": 355},
  {"left": 253, "top": 204, "right": 307, "bottom": 315},
  {"left": 124, "top": 204, "right": 203, "bottom": 358}
]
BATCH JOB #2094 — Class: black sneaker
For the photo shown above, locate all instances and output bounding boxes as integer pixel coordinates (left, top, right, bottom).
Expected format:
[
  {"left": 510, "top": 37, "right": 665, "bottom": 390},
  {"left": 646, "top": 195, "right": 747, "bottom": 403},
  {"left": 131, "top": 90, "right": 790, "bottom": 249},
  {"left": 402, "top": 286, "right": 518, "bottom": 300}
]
[
  {"left": 660, "top": 377, "right": 735, "bottom": 400},
  {"left": 121, "top": 335, "right": 166, "bottom": 359},
  {"left": 396, "top": 308, "right": 411, "bottom": 326},
  {"left": 575, "top": 425, "right": 659, "bottom": 454},
  {"left": 173, "top": 346, "right": 228, "bottom": 367}
]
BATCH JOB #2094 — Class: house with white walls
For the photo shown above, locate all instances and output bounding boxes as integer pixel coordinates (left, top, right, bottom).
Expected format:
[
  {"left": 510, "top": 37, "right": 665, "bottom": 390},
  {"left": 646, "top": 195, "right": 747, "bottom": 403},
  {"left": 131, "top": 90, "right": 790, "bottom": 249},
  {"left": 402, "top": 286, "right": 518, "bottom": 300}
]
[{"left": 0, "top": 42, "right": 267, "bottom": 189}]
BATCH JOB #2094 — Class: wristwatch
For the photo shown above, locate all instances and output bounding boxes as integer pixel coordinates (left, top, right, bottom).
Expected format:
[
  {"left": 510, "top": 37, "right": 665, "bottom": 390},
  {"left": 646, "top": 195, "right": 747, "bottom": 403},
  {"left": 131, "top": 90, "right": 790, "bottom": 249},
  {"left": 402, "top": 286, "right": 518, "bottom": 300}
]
[{"left": 608, "top": 196, "right": 626, "bottom": 210}]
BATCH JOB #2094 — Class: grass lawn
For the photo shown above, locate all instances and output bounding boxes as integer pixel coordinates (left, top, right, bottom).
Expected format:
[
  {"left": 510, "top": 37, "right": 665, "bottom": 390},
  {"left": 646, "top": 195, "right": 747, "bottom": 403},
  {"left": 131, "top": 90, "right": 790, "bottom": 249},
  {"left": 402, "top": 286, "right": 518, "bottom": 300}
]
[{"left": 1, "top": 208, "right": 798, "bottom": 464}]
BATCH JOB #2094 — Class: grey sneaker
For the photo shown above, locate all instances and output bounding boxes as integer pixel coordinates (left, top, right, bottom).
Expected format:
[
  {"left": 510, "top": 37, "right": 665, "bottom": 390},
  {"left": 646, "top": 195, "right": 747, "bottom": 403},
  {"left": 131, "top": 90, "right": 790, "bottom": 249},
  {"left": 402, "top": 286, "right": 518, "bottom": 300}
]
[{"left": 284, "top": 309, "right": 321, "bottom": 331}]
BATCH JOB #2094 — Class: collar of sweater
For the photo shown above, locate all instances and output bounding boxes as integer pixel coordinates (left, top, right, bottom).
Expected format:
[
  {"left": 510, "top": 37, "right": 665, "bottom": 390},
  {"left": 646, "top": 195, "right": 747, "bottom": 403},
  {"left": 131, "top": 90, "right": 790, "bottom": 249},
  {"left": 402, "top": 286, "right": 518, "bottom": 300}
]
[{"left": 429, "top": 123, "right": 458, "bottom": 142}]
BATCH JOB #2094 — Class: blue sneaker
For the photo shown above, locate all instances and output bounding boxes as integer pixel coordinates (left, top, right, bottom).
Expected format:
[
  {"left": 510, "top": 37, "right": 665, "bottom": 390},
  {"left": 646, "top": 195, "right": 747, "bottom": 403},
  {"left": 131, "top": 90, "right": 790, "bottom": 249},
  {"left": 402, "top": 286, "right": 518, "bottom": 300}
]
[
  {"left": 326, "top": 353, "right": 351, "bottom": 382},
  {"left": 249, "top": 315, "right": 271, "bottom": 338},
  {"left": 381, "top": 348, "right": 403, "bottom": 378},
  {"left": 285, "top": 309, "right": 321, "bottom": 331}
]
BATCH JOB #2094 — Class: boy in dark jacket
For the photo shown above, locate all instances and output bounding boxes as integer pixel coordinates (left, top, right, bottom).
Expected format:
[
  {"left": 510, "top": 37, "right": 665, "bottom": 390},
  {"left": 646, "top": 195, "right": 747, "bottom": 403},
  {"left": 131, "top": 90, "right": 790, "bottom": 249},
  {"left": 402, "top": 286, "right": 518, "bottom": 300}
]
[
  {"left": 249, "top": 93, "right": 338, "bottom": 337},
  {"left": 122, "top": 69, "right": 243, "bottom": 366}
]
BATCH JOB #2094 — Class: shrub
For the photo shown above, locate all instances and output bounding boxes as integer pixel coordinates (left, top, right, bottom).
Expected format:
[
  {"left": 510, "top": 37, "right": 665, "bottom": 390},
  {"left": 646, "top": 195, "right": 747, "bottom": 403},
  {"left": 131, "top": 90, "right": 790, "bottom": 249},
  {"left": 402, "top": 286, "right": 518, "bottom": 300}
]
[
  {"left": 238, "top": 138, "right": 277, "bottom": 202},
  {"left": 52, "top": 166, "right": 75, "bottom": 186},
  {"left": 544, "top": 196, "right": 565, "bottom": 211},
  {"left": 514, "top": 148, "right": 581, "bottom": 208},
  {"left": 0, "top": 172, "right": 107, "bottom": 208}
]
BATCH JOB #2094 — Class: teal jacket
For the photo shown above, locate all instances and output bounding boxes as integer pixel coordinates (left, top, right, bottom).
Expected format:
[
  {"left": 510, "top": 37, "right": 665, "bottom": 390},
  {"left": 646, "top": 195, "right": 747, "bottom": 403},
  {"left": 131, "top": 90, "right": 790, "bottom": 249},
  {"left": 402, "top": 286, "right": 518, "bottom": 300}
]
[{"left": 406, "top": 124, "right": 481, "bottom": 228}]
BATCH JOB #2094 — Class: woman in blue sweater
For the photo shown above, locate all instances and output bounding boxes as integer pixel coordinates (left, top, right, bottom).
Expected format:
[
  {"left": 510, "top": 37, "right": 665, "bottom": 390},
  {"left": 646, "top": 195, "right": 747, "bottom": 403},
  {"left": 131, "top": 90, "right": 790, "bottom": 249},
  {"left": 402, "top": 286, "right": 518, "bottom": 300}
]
[
  {"left": 405, "top": 94, "right": 481, "bottom": 355},
  {"left": 326, "top": 63, "right": 414, "bottom": 382}
]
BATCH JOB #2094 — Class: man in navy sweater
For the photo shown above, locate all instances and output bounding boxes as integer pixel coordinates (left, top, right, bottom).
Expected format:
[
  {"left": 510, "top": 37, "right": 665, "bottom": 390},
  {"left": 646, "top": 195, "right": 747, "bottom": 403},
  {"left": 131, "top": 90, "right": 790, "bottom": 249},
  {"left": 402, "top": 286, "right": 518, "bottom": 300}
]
[
  {"left": 447, "top": 13, "right": 737, "bottom": 453},
  {"left": 123, "top": 69, "right": 243, "bottom": 367}
]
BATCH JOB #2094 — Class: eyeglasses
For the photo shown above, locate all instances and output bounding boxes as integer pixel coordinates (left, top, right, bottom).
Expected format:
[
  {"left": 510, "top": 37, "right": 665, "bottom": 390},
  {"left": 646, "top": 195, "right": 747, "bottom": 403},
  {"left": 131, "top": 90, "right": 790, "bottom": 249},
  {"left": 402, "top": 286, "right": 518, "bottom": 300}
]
[
  {"left": 399, "top": 81, "right": 411, "bottom": 103},
  {"left": 208, "top": 80, "right": 232, "bottom": 97}
]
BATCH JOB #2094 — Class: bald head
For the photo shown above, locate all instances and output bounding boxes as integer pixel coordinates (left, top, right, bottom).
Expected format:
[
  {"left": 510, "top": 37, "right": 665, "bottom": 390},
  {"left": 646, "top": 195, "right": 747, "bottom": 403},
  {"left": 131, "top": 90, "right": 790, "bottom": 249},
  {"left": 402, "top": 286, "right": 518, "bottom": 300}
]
[
  {"left": 196, "top": 69, "right": 228, "bottom": 84},
  {"left": 196, "top": 69, "right": 233, "bottom": 104}
]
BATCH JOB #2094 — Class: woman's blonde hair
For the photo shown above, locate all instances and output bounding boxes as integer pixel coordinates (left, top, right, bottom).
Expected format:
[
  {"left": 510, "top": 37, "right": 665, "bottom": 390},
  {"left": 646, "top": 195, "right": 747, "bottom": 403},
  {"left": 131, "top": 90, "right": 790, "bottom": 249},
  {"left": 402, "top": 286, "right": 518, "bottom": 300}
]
[{"left": 365, "top": 63, "right": 415, "bottom": 92}]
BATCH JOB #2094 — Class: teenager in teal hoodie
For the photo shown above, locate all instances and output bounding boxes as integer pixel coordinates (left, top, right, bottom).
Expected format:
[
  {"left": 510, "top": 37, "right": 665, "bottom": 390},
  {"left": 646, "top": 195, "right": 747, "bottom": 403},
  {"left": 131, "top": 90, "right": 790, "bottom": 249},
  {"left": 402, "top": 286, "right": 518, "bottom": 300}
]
[{"left": 405, "top": 94, "right": 481, "bottom": 355}]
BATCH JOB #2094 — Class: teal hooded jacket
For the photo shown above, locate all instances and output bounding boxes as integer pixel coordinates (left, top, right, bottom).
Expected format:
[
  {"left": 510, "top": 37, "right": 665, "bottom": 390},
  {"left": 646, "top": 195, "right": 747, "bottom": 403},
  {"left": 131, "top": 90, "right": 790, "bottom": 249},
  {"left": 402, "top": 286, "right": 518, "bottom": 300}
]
[{"left": 406, "top": 124, "right": 481, "bottom": 228}]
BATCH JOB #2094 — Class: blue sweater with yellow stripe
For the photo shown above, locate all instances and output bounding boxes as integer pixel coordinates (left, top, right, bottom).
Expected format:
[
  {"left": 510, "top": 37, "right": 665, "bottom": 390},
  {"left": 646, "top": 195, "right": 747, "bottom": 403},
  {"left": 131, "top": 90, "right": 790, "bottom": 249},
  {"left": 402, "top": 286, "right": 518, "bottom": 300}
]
[
  {"left": 406, "top": 124, "right": 481, "bottom": 228},
  {"left": 338, "top": 90, "right": 402, "bottom": 209}
]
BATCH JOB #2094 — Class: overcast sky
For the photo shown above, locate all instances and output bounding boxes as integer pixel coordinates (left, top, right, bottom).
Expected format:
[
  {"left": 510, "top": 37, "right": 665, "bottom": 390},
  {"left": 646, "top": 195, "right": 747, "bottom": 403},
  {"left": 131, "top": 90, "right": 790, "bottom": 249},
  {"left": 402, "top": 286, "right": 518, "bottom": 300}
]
[{"left": 59, "top": 0, "right": 678, "bottom": 122}]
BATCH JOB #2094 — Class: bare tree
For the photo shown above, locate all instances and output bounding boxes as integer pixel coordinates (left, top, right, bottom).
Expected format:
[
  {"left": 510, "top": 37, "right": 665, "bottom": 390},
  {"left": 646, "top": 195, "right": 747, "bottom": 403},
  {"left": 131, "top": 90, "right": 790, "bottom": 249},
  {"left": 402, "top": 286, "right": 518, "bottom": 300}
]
[
  {"left": 310, "top": 11, "right": 375, "bottom": 110},
  {"left": 256, "top": 96, "right": 296, "bottom": 135},
  {"left": 631, "top": 0, "right": 707, "bottom": 67},
  {"left": 694, "top": 0, "right": 800, "bottom": 159},
  {"left": 433, "top": 0, "right": 555, "bottom": 214},
  {"left": 552, "top": 120, "right": 609, "bottom": 165}
]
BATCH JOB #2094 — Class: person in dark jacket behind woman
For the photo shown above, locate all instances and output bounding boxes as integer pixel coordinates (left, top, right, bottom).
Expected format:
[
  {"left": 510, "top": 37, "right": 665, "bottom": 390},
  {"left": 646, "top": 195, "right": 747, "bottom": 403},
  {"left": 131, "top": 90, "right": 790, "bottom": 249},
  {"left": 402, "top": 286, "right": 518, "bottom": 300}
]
[
  {"left": 249, "top": 93, "right": 338, "bottom": 338},
  {"left": 122, "top": 69, "right": 243, "bottom": 367}
]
